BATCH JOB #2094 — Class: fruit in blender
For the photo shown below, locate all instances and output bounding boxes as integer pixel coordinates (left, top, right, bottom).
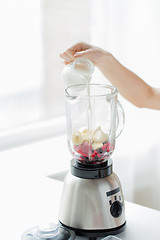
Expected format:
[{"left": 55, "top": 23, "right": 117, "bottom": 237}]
[
  {"left": 81, "top": 129, "right": 92, "bottom": 141},
  {"left": 92, "top": 142, "right": 103, "bottom": 150},
  {"left": 72, "top": 126, "right": 114, "bottom": 162},
  {"left": 92, "top": 126, "right": 108, "bottom": 143},
  {"left": 72, "top": 131, "right": 83, "bottom": 145}
]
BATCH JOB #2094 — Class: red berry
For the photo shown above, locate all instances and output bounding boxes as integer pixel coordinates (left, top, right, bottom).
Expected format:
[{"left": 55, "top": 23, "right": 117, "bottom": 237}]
[
  {"left": 102, "top": 146, "right": 105, "bottom": 150},
  {"left": 77, "top": 149, "right": 82, "bottom": 154},
  {"left": 106, "top": 142, "right": 111, "bottom": 152},
  {"left": 94, "top": 150, "right": 98, "bottom": 155}
]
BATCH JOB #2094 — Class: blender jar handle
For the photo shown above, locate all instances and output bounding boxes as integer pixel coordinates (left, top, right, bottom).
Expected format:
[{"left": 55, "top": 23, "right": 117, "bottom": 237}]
[{"left": 116, "top": 100, "right": 125, "bottom": 138}]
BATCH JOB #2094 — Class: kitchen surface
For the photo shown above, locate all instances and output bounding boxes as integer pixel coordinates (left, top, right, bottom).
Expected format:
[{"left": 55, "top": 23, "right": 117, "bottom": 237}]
[{"left": 0, "top": 134, "right": 160, "bottom": 240}]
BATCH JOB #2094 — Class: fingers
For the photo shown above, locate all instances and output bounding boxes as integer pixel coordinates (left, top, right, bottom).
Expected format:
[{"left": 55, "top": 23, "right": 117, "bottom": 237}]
[
  {"left": 68, "top": 42, "right": 91, "bottom": 53},
  {"left": 74, "top": 49, "right": 94, "bottom": 62},
  {"left": 59, "top": 51, "right": 73, "bottom": 63},
  {"left": 60, "top": 42, "right": 92, "bottom": 63}
]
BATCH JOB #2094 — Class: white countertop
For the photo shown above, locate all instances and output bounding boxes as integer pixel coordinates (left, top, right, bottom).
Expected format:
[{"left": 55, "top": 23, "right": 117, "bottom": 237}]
[{"left": 0, "top": 135, "right": 160, "bottom": 239}]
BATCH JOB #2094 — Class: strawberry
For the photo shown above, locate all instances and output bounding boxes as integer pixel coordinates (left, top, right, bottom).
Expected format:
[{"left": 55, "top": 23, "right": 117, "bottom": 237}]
[{"left": 82, "top": 142, "right": 92, "bottom": 155}]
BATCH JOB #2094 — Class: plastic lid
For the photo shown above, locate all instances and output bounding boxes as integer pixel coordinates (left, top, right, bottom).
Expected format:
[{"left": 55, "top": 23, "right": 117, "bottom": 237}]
[
  {"left": 102, "top": 236, "right": 122, "bottom": 240},
  {"left": 22, "top": 223, "right": 76, "bottom": 240},
  {"left": 37, "top": 223, "right": 59, "bottom": 238}
]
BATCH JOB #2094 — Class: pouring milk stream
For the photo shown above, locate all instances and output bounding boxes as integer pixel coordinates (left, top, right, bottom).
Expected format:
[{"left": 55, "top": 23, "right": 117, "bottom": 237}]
[{"left": 62, "top": 58, "right": 94, "bottom": 132}]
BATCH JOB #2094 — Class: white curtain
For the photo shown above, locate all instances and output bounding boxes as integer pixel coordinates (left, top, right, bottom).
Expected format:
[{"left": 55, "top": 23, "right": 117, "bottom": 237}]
[{"left": 91, "top": 0, "right": 160, "bottom": 210}]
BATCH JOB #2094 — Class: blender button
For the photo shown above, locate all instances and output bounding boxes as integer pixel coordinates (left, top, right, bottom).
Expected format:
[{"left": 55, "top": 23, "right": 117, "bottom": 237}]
[
  {"left": 109, "top": 200, "right": 112, "bottom": 205},
  {"left": 110, "top": 201, "right": 122, "bottom": 218},
  {"left": 114, "top": 196, "right": 117, "bottom": 201},
  {"left": 119, "top": 196, "right": 121, "bottom": 201}
]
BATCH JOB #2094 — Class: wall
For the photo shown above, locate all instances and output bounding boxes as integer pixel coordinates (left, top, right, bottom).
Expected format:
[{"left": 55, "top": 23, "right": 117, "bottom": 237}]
[{"left": 91, "top": 0, "right": 160, "bottom": 210}]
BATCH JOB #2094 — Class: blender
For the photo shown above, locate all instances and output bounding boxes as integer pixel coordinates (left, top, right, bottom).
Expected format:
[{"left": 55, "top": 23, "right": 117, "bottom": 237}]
[
  {"left": 59, "top": 59, "right": 126, "bottom": 237},
  {"left": 21, "top": 59, "right": 126, "bottom": 240}
]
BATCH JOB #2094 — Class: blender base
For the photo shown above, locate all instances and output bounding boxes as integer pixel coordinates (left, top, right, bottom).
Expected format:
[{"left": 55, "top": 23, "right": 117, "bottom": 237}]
[
  {"left": 59, "top": 221, "right": 126, "bottom": 238},
  {"left": 59, "top": 159, "right": 126, "bottom": 237}
]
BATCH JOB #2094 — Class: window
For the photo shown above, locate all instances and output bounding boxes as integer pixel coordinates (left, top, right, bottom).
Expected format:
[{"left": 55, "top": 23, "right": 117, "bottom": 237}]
[
  {"left": 0, "top": 0, "right": 91, "bottom": 149},
  {"left": 0, "top": 0, "right": 43, "bottom": 129},
  {"left": 41, "top": 0, "right": 91, "bottom": 118}
]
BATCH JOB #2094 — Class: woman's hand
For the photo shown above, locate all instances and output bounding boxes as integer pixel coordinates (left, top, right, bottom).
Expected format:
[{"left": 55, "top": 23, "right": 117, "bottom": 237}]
[{"left": 60, "top": 42, "right": 112, "bottom": 67}]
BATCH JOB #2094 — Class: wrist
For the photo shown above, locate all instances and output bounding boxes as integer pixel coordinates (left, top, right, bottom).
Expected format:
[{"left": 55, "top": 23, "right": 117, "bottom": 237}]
[{"left": 96, "top": 50, "right": 115, "bottom": 72}]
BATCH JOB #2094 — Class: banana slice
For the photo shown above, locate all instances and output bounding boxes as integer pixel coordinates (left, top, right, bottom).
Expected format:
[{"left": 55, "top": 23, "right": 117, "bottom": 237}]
[
  {"left": 82, "top": 129, "right": 88, "bottom": 134},
  {"left": 92, "top": 126, "right": 108, "bottom": 143},
  {"left": 81, "top": 129, "right": 92, "bottom": 142},
  {"left": 92, "top": 142, "right": 103, "bottom": 150},
  {"left": 72, "top": 131, "right": 83, "bottom": 145}
]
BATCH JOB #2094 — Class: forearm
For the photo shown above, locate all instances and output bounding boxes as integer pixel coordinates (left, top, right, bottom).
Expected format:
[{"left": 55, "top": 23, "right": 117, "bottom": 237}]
[{"left": 97, "top": 53, "right": 160, "bottom": 109}]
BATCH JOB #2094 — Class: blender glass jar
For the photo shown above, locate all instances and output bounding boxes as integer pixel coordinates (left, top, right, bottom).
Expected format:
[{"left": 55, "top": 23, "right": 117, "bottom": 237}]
[{"left": 65, "top": 84, "right": 124, "bottom": 164}]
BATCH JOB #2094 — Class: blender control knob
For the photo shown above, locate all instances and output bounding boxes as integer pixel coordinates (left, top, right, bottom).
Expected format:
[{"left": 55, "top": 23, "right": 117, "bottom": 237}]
[{"left": 110, "top": 201, "right": 122, "bottom": 218}]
